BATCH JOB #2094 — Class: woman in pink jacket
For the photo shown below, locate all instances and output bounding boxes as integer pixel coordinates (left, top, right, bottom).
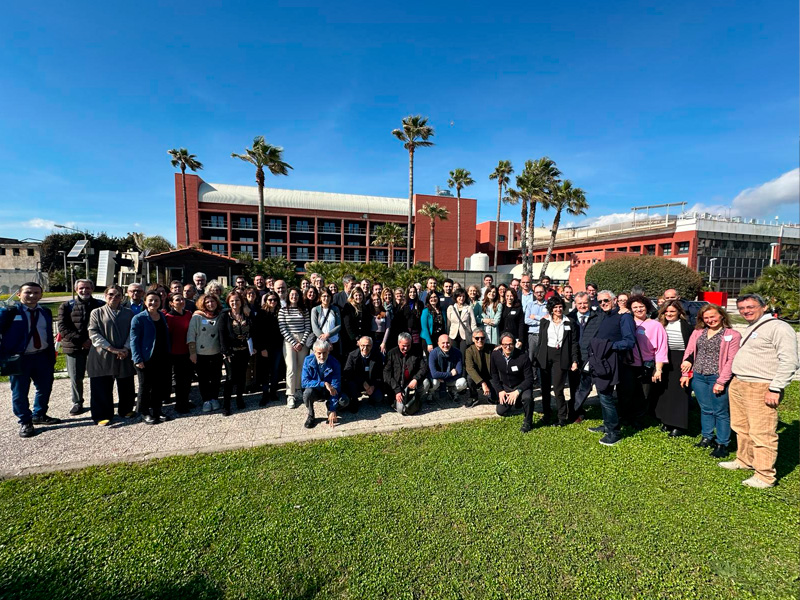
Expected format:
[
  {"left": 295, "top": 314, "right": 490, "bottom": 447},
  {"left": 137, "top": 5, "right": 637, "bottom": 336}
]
[{"left": 680, "top": 304, "right": 741, "bottom": 458}]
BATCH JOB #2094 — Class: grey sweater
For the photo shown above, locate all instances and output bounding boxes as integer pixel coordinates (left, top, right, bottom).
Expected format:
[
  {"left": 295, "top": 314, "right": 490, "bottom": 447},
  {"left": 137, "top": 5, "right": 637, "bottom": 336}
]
[{"left": 731, "top": 314, "right": 799, "bottom": 391}]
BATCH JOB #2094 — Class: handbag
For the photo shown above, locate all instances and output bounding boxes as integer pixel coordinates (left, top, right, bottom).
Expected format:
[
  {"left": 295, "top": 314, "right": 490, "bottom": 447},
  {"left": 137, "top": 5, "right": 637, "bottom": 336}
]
[
  {"left": 633, "top": 334, "right": 655, "bottom": 379},
  {"left": 0, "top": 354, "right": 22, "bottom": 376}
]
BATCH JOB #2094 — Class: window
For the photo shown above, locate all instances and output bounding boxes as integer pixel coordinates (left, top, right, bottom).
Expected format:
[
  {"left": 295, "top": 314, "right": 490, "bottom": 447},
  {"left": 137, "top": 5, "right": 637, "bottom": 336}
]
[
  {"left": 629, "top": 246, "right": 640, "bottom": 253},
  {"left": 323, "top": 240, "right": 336, "bottom": 245},
  {"left": 27, "top": 248, "right": 34, "bottom": 257},
  {"left": 211, "top": 244, "right": 226, "bottom": 255},
  {"left": 322, "top": 222, "right": 337, "bottom": 233},
  {"left": 12, "top": 248, "right": 20, "bottom": 256},
  {"left": 268, "top": 218, "right": 283, "bottom": 231},
  {"left": 0, "top": 248, "right": 5, "bottom": 255},
  {"left": 661, "top": 244, "right": 672, "bottom": 256},
  {"left": 296, "top": 238, "right": 311, "bottom": 245},
  {"left": 499, "top": 235, "right": 506, "bottom": 242},
  {"left": 239, "top": 237, "right": 254, "bottom": 243},
  {"left": 645, "top": 245, "right": 656, "bottom": 255},
  {"left": 296, "top": 248, "right": 310, "bottom": 257},
  {"left": 268, "top": 238, "right": 283, "bottom": 243},
  {"left": 210, "top": 215, "right": 225, "bottom": 227},
  {"left": 677, "top": 241, "right": 690, "bottom": 254},
  {"left": 617, "top": 247, "right": 627, "bottom": 252},
  {"left": 239, "top": 246, "right": 254, "bottom": 256},
  {"left": 347, "top": 241, "right": 360, "bottom": 246},
  {"left": 347, "top": 223, "right": 363, "bottom": 235},
  {"left": 210, "top": 235, "right": 225, "bottom": 241},
  {"left": 323, "top": 248, "right": 336, "bottom": 258},
  {"left": 269, "top": 246, "right": 283, "bottom": 256},
  {"left": 295, "top": 220, "right": 310, "bottom": 232},
  {"left": 238, "top": 217, "right": 254, "bottom": 229}
]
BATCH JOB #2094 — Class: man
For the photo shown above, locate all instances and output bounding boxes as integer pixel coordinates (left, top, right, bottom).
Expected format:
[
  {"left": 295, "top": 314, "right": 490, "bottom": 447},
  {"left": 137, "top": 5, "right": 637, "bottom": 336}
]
[
  {"left": 300, "top": 339, "right": 343, "bottom": 429},
  {"left": 539, "top": 276, "right": 557, "bottom": 300},
  {"left": 314, "top": 275, "right": 326, "bottom": 292},
  {"left": 561, "top": 285, "right": 575, "bottom": 311},
  {"left": 719, "top": 294, "right": 799, "bottom": 488},
  {"left": 125, "top": 283, "right": 145, "bottom": 314},
  {"left": 0, "top": 282, "right": 60, "bottom": 438},
  {"left": 440, "top": 279, "right": 455, "bottom": 313},
  {"left": 181, "top": 284, "right": 198, "bottom": 312},
  {"left": 491, "top": 332, "right": 535, "bottom": 431},
  {"left": 265, "top": 276, "right": 274, "bottom": 291},
  {"left": 480, "top": 274, "right": 494, "bottom": 298},
  {"left": 273, "top": 279, "right": 288, "bottom": 307},
  {"left": 253, "top": 274, "right": 269, "bottom": 301},
  {"left": 465, "top": 327, "right": 496, "bottom": 406},
  {"left": 234, "top": 275, "right": 247, "bottom": 292},
  {"left": 383, "top": 332, "right": 430, "bottom": 416},
  {"left": 510, "top": 278, "right": 521, "bottom": 294},
  {"left": 519, "top": 275, "right": 534, "bottom": 312},
  {"left": 586, "top": 290, "right": 635, "bottom": 446},
  {"left": 309, "top": 272, "right": 322, "bottom": 290},
  {"left": 586, "top": 283, "right": 600, "bottom": 310},
  {"left": 359, "top": 279, "right": 371, "bottom": 297},
  {"left": 663, "top": 288, "right": 698, "bottom": 326},
  {"left": 567, "top": 292, "right": 604, "bottom": 423},
  {"left": 193, "top": 272, "right": 208, "bottom": 296},
  {"left": 335, "top": 275, "right": 356, "bottom": 308},
  {"left": 420, "top": 277, "right": 438, "bottom": 303},
  {"left": 343, "top": 336, "right": 385, "bottom": 409},
  {"left": 57, "top": 278, "right": 105, "bottom": 415},
  {"left": 428, "top": 334, "right": 469, "bottom": 403},
  {"left": 524, "top": 284, "right": 548, "bottom": 368},
  {"left": 171, "top": 280, "right": 195, "bottom": 312}
]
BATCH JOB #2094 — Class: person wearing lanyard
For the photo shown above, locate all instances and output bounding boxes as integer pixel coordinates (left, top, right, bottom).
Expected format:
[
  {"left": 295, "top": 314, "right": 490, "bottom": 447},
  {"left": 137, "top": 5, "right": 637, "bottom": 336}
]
[
  {"left": 524, "top": 284, "right": 549, "bottom": 386},
  {"left": 491, "top": 332, "right": 535, "bottom": 431},
  {"left": 536, "top": 297, "right": 579, "bottom": 426},
  {"left": 311, "top": 288, "right": 342, "bottom": 360}
]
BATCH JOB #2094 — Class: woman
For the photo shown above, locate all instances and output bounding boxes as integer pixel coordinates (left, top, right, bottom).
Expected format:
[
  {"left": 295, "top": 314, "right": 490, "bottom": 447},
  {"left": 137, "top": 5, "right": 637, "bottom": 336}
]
[
  {"left": 341, "top": 287, "right": 368, "bottom": 356},
  {"left": 328, "top": 282, "right": 339, "bottom": 297},
  {"left": 481, "top": 286, "right": 503, "bottom": 345},
  {"left": 130, "top": 291, "right": 172, "bottom": 424},
  {"left": 383, "top": 286, "right": 403, "bottom": 350},
  {"left": 467, "top": 285, "right": 483, "bottom": 327},
  {"left": 304, "top": 285, "right": 320, "bottom": 310},
  {"left": 165, "top": 292, "right": 194, "bottom": 414},
  {"left": 498, "top": 288, "right": 525, "bottom": 349},
  {"left": 400, "top": 285, "right": 425, "bottom": 354},
  {"left": 187, "top": 293, "right": 224, "bottom": 413},
  {"left": 368, "top": 293, "right": 391, "bottom": 354},
  {"left": 497, "top": 283, "right": 508, "bottom": 303},
  {"left": 255, "top": 292, "right": 283, "bottom": 405},
  {"left": 618, "top": 294, "right": 668, "bottom": 430},
  {"left": 536, "top": 296, "right": 579, "bottom": 426},
  {"left": 447, "top": 289, "right": 477, "bottom": 356},
  {"left": 243, "top": 286, "right": 261, "bottom": 392},
  {"left": 651, "top": 300, "right": 693, "bottom": 436},
  {"left": 279, "top": 287, "right": 312, "bottom": 409},
  {"left": 243, "top": 286, "right": 261, "bottom": 315},
  {"left": 147, "top": 283, "right": 169, "bottom": 310},
  {"left": 87, "top": 285, "right": 136, "bottom": 425},
  {"left": 219, "top": 291, "right": 254, "bottom": 416},
  {"left": 680, "top": 304, "right": 741, "bottom": 458},
  {"left": 206, "top": 281, "right": 226, "bottom": 308},
  {"left": 616, "top": 292, "right": 630, "bottom": 314},
  {"left": 421, "top": 291, "right": 447, "bottom": 353},
  {"left": 311, "top": 288, "right": 342, "bottom": 360}
]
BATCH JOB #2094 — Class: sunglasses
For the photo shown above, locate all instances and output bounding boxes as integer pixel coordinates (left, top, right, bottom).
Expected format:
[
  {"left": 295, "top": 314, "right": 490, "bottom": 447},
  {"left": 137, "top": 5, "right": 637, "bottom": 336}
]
[
  {"left": 599, "top": 299, "right": 612, "bottom": 304},
  {"left": 473, "top": 336, "right": 486, "bottom": 341}
]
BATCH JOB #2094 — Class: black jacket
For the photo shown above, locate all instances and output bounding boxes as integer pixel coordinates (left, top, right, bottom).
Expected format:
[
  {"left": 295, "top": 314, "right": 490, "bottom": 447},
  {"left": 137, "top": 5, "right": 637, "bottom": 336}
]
[
  {"left": 218, "top": 310, "right": 254, "bottom": 355},
  {"left": 341, "top": 303, "right": 369, "bottom": 353},
  {"left": 252, "top": 310, "right": 282, "bottom": 353},
  {"left": 344, "top": 348, "right": 384, "bottom": 387},
  {"left": 568, "top": 308, "right": 606, "bottom": 363},
  {"left": 383, "top": 347, "right": 427, "bottom": 394},
  {"left": 57, "top": 297, "right": 105, "bottom": 355},
  {"left": 499, "top": 304, "right": 526, "bottom": 344},
  {"left": 490, "top": 348, "right": 534, "bottom": 394},
  {"left": 536, "top": 318, "right": 580, "bottom": 370}
]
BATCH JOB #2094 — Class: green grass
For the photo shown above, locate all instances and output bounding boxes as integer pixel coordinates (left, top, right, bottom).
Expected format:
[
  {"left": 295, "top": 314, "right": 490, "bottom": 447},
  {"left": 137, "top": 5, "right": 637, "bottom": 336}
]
[{"left": 0, "top": 386, "right": 798, "bottom": 599}]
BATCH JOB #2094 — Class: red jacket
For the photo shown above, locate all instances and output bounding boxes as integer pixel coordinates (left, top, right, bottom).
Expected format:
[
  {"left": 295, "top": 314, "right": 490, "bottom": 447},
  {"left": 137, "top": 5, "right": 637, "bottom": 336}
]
[
  {"left": 682, "top": 328, "right": 741, "bottom": 386},
  {"left": 165, "top": 310, "right": 193, "bottom": 355}
]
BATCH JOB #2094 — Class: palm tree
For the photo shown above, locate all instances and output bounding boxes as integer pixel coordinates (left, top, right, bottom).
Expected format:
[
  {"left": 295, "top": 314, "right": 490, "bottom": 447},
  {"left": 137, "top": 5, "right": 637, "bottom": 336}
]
[
  {"left": 524, "top": 157, "right": 561, "bottom": 274},
  {"left": 489, "top": 160, "right": 514, "bottom": 268},
  {"left": 168, "top": 148, "right": 203, "bottom": 247},
  {"left": 232, "top": 136, "right": 292, "bottom": 260},
  {"left": 417, "top": 202, "right": 450, "bottom": 269},
  {"left": 538, "top": 180, "right": 588, "bottom": 279},
  {"left": 372, "top": 222, "right": 407, "bottom": 267},
  {"left": 447, "top": 168, "right": 475, "bottom": 270},
  {"left": 392, "top": 115, "right": 435, "bottom": 268}
]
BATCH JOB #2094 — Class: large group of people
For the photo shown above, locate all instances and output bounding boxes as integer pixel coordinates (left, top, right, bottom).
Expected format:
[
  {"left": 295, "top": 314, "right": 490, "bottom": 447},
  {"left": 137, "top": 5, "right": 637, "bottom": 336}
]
[{"left": 0, "top": 270, "right": 797, "bottom": 489}]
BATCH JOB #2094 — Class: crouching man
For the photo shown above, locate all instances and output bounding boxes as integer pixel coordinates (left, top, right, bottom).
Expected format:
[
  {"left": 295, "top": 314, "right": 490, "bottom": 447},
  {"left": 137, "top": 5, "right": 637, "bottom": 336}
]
[
  {"left": 301, "top": 339, "right": 344, "bottom": 429},
  {"left": 491, "top": 331, "right": 535, "bottom": 432},
  {"left": 383, "top": 332, "right": 429, "bottom": 416},
  {"left": 428, "top": 334, "right": 468, "bottom": 403},
  {"left": 343, "top": 336, "right": 385, "bottom": 411}
]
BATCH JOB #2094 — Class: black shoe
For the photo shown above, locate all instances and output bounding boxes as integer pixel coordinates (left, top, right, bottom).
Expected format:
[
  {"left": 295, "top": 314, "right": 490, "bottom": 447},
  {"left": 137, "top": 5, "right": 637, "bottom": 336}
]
[
  {"left": 143, "top": 415, "right": 158, "bottom": 425},
  {"left": 160, "top": 414, "right": 172, "bottom": 422},
  {"left": 175, "top": 405, "right": 190, "bottom": 414},
  {"left": 467, "top": 397, "right": 481, "bottom": 408},
  {"left": 659, "top": 424, "right": 669, "bottom": 433},
  {"left": 223, "top": 407, "right": 232, "bottom": 416},
  {"left": 236, "top": 398, "right": 245, "bottom": 410},
  {"left": 538, "top": 416, "right": 552, "bottom": 427},
  {"left": 19, "top": 423, "right": 35, "bottom": 438},
  {"left": 258, "top": 395, "right": 268, "bottom": 407},
  {"left": 69, "top": 403, "right": 83, "bottom": 416},
  {"left": 186, "top": 401, "right": 196, "bottom": 409},
  {"left": 304, "top": 415, "right": 316, "bottom": 429},
  {"left": 556, "top": 421, "right": 568, "bottom": 427},
  {"left": 31, "top": 414, "right": 61, "bottom": 425},
  {"left": 588, "top": 425, "right": 606, "bottom": 434},
  {"left": 695, "top": 437, "right": 715, "bottom": 448},
  {"left": 520, "top": 422, "right": 533, "bottom": 433},
  {"left": 711, "top": 443, "right": 729, "bottom": 458},
  {"left": 599, "top": 433, "right": 621, "bottom": 446},
  {"left": 668, "top": 428, "right": 687, "bottom": 438}
]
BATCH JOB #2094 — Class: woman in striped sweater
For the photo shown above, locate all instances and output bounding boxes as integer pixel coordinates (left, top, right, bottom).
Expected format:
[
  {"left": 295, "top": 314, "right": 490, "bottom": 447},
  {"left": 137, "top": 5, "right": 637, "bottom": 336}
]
[{"left": 279, "top": 287, "right": 313, "bottom": 409}]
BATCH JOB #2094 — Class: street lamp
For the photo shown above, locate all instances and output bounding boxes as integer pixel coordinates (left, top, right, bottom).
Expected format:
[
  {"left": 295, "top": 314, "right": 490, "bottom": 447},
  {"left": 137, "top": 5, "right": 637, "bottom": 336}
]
[
  {"left": 55, "top": 224, "right": 91, "bottom": 282},
  {"left": 769, "top": 242, "right": 779, "bottom": 267},
  {"left": 57, "top": 250, "right": 68, "bottom": 293}
]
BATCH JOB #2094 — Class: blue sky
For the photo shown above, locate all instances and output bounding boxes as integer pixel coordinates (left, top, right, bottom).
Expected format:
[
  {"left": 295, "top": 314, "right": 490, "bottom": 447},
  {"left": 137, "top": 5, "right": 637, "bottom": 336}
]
[{"left": 1, "top": 1, "right": 797, "bottom": 243}]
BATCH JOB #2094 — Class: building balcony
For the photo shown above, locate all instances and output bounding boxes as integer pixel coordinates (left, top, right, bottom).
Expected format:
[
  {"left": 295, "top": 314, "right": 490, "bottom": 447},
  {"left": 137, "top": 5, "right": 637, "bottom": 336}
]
[
  {"left": 290, "top": 225, "right": 314, "bottom": 233},
  {"left": 343, "top": 253, "right": 366, "bottom": 262},
  {"left": 264, "top": 224, "right": 287, "bottom": 232},
  {"left": 232, "top": 222, "right": 257, "bottom": 230},
  {"left": 200, "top": 220, "right": 226, "bottom": 228},
  {"left": 290, "top": 253, "right": 314, "bottom": 262},
  {"left": 319, "top": 255, "right": 340, "bottom": 263}
]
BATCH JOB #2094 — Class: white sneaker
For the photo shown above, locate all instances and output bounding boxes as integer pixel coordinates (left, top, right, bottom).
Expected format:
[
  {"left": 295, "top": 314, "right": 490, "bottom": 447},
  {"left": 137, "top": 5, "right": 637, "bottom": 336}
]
[
  {"left": 742, "top": 475, "right": 773, "bottom": 489},
  {"left": 287, "top": 396, "right": 296, "bottom": 409},
  {"left": 202, "top": 401, "right": 212, "bottom": 413},
  {"left": 718, "top": 460, "right": 752, "bottom": 471},
  {"left": 210, "top": 399, "right": 221, "bottom": 411}
]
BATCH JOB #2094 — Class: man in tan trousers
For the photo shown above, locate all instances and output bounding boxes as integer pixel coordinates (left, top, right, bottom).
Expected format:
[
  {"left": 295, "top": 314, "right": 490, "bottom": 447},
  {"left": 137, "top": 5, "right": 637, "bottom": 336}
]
[{"left": 720, "top": 294, "right": 799, "bottom": 488}]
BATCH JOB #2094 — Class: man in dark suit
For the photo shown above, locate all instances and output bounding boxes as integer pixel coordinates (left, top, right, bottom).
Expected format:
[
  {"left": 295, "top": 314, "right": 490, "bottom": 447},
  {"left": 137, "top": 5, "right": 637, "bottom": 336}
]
[
  {"left": 343, "top": 336, "right": 385, "bottom": 410},
  {"left": 383, "top": 332, "right": 430, "bottom": 416},
  {"left": 465, "top": 328, "right": 496, "bottom": 406},
  {"left": 567, "top": 291, "right": 606, "bottom": 423},
  {"left": 491, "top": 331, "right": 535, "bottom": 432}
]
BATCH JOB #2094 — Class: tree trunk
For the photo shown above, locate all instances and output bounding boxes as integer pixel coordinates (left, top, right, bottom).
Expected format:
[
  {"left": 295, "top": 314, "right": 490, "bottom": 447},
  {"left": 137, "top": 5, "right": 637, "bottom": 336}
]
[
  {"left": 406, "top": 149, "right": 414, "bottom": 269},
  {"left": 388, "top": 243, "right": 394, "bottom": 267},
  {"left": 456, "top": 189, "right": 461, "bottom": 270},
  {"left": 526, "top": 200, "right": 536, "bottom": 276},
  {"left": 430, "top": 220, "right": 435, "bottom": 268},
  {"left": 181, "top": 164, "right": 190, "bottom": 248},
  {"left": 519, "top": 199, "right": 528, "bottom": 275},
  {"left": 256, "top": 167, "right": 265, "bottom": 261},
  {"left": 540, "top": 207, "right": 562, "bottom": 279},
  {"left": 494, "top": 182, "right": 501, "bottom": 268}
]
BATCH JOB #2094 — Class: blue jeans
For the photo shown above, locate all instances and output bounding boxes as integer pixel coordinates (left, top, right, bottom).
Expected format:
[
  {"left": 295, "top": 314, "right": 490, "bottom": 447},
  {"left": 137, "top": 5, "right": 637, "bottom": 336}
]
[
  {"left": 10, "top": 351, "right": 54, "bottom": 424},
  {"left": 692, "top": 373, "right": 731, "bottom": 445},
  {"left": 598, "top": 388, "right": 620, "bottom": 438}
]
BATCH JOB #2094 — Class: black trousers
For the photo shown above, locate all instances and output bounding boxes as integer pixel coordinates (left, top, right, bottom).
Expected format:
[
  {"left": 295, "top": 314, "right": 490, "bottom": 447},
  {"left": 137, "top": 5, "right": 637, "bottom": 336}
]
[
  {"left": 196, "top": 354, "right": 223, "bottom": 403},
  {"left": 136, "top": 357, "right": 171, "bottom": 418},
  {"left": 617, "top": 364, "right": 650, "bottom": 428},
  {"left": 540, "top": 346, "right": 569, "bottom": 423},
  {"left": 259, "top": 348, "right": 283, "bottom": 396},
  {"left": 90, "top": 375, "right": 135, "bottom": 422},
  {"left": 569, "top": 366, "right": 593, "bottom": 417},
  {"left": 452, "top": 334, "right": 469, "bottom": 358},
  {"left": 468, "top": 378, "right": 497, "bottom": 404},
  {"left": 224, "top": 350, "right": 250, "bottom": 407},
  {"left": 496, "top": 388, "right": 533, "bottom": 425},
  {"left": 172, "top": 353, "right": 194, "bottom": 410}
]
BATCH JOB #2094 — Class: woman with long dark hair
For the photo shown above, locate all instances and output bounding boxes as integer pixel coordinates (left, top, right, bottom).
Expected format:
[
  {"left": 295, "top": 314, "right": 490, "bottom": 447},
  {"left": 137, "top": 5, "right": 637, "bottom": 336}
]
[
  {"left": 279, "top": 287, "right": 312, "bottom": 409},
  {"left": 368, "top": 293, "right": 391, "bottom": 354},
  {"left": 255, "top": 292, "right": 283, "bottom": 405},
  {"left": 341, "top": 287, "right": 368, "bottom": 357},
  {"left": 400, "top": 284, "right": 425, "bottom": 354},
  {"left": 219, "top": 291, "right": 254, "bottom": 416},
  {"left": 481, "top": 286, "right": 502, "bottom": 345},
  {"left": 421, "top": 291, "right": 446, "bottom": 353},
  {"left": 447, "top": 289, "right": 477, "bottom": 356},
  {"left": 498, "top": 288, "right": 525, "bottom": 349},
  {"left": 651, "top": 300, "right": 693, "bottom": 436},
  {"left": 164, "top": 292, "right": 194, "bottom": 414}
]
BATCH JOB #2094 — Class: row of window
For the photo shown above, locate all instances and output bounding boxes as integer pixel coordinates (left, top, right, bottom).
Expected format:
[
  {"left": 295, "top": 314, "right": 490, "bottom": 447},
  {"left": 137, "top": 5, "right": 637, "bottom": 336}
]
[{"left": 0, "top": 248, "right": 35, "bottom": 257}]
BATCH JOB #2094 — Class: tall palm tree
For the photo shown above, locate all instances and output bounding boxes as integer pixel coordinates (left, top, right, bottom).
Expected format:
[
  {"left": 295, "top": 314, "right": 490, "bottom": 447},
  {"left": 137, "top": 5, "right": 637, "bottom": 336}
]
[
  {"left": 168, "top": 148, "right": 203, "bottom": 247},
  {"left": 539, "top": 180, "right": 588, "bottom": 279},
  {"left": 524, "top": 157, "right": 561, "bottom": 275},
  {"left": 372, "top": 222, "right": 407, "bottom": 267},
  {"left": 489, "top": 160, "right": 514, "bottom": 268},
  {"left": 417, "top": 202, "right": 450, "bottom": 269},
  {"left": 392, "top": 115, "right": 435, "bottom": 268},
  {"left": 231, "top": 136, "right": 292, "bottom": 260},
  {"left": 447, "top": 168, "right": 475, "bottom": 270}
]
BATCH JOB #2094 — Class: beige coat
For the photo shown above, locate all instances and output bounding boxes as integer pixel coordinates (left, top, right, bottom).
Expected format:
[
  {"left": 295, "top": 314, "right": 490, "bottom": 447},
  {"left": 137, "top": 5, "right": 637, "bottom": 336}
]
[
  {"left": 87, "top": 305, "right": 135, "bottom": 379},
  {"left": 447, "top": 303, "right": 477, "bottom": 340}
]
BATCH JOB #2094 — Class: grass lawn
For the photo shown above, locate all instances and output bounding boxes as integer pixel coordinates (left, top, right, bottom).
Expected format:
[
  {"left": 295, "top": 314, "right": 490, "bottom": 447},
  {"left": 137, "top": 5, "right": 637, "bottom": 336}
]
[{"left": 0, "top": 386, "right": 798, "bottom": 599}]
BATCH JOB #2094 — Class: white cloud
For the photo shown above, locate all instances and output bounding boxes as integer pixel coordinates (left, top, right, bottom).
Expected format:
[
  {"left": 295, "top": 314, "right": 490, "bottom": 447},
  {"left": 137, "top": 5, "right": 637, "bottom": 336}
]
[
  {"left": 579, "top": 211, "right": 639, "bottom": 228},
  {"left": 20, "top": 218, "right": 77, "bottom": 230},
  {"left": 731, "top": 168, "right": 799, "bottom": 214}
]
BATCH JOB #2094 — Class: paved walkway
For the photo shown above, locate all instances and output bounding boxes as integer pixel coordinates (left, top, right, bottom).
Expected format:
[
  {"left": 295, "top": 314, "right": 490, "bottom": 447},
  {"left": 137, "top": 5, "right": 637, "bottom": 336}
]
[{"left": 0, "top": 378, "right": 525, "bottom": 478}]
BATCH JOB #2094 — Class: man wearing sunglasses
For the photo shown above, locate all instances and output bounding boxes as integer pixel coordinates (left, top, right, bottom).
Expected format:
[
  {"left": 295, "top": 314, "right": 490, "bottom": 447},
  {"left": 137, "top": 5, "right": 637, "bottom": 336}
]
[{"left": 465, "top": 328, "right": 496, "bottom": 407}]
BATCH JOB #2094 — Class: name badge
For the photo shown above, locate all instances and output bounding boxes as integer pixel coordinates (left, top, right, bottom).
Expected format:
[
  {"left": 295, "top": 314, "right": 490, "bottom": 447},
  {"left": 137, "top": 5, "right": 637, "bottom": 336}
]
[
  {"left": 637, "top": 328, "right": 646, "bottom": 335},
  {"left": 510, "top": 311, "right": 517, "bottom": 315},
  {"left": 723, "top": 335, "right": 732, "bottom": 342},
  {"left": 201, "top": 319, "right": 209, "bottom": 325},
  {"left": 564, "top": 325, "right": 571, "bottom": 330},
  {"left": 13, "top": 315, "right": 23, "bottom": 321},
  {"left": 751, "top": 333, "right": 758, "bottom": 339},
  {"left": 364, "top": 366, "right": 370, "bottom": 371},
  {"left": 511, "top": 365, "right": 519, "bottom": 372}
]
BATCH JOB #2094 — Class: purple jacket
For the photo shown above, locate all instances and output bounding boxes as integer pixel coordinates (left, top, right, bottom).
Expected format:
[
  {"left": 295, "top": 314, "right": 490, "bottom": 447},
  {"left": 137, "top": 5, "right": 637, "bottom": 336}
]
[{"left": 682, "top": 328, "right": 741, "bottom": 386}]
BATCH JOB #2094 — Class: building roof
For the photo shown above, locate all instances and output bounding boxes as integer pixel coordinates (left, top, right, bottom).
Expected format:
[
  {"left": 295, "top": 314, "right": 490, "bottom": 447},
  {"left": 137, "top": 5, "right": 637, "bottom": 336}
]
[
  {"left": 144, "top": 247, "right": 239, "bottom": 263},
  {"left": 498, "top": 260, "right": 571, "bottom": 281},
  {"left": 198, "top": 182, "right": 408, "bottom": 217}
]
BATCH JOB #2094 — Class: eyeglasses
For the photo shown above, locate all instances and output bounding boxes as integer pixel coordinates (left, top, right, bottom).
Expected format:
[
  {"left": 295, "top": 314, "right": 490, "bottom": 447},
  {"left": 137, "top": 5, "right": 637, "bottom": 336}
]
[
  {"left": 599, "top": 299, "right": 612, "bottom": 304},
  {"left": 473, "top": 336, "right": 486, "bottom": 341},
  {"left": 500, "top": 342, "right": 514, "bottom": 347}
]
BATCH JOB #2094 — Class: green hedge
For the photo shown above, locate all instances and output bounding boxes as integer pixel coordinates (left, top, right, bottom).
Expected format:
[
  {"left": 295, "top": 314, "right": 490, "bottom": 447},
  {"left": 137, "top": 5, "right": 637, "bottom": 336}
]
[
  {"left": 585, "top": 255, "right": 703, "bottom": 299},
  {"left": 299, "top": 261, "right": 443, "bottom": 290}
]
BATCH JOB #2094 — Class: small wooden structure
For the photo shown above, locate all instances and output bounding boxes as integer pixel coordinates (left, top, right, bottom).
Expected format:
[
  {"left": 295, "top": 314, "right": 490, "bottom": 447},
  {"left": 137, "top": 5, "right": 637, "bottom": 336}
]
[{"left": 143, "top": 247, "right": 243, "bottom": 286}]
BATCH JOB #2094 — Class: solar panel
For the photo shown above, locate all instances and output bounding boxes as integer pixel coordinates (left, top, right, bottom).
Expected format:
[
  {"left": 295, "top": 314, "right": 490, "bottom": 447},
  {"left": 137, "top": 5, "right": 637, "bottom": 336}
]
[{"left": 67, "top": 239, "right": 89, "bottom": 258}]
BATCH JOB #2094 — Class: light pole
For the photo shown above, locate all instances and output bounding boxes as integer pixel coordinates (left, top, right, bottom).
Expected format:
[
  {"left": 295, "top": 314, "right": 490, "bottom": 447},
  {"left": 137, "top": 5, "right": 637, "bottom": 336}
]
[
  {"left": 57, "top": 250, "right": 68, "bottom": 292},
  {"left": 55, "top": 224, "right": 90, "bottom": 281},
  {"left": 708, "top": 258, "right": 717, "bottom": 290},
  {"left": 769, "top": 242, "right": 779, "bottom": 267}
]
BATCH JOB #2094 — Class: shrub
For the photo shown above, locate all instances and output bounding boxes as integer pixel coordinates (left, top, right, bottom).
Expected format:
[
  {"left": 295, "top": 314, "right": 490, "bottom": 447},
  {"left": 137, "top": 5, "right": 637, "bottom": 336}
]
[
  {"left": 301, "top": 261, "right": 443, "bottom": 290},
  {"left": 742, "top": 264, "right": 799, "bottom": 320},
  {"left": 239, "top": 256, "right": 299, "bottom": 286},
  {"left": 585, "top": 255, "right": 703, "bottom": 299}
]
